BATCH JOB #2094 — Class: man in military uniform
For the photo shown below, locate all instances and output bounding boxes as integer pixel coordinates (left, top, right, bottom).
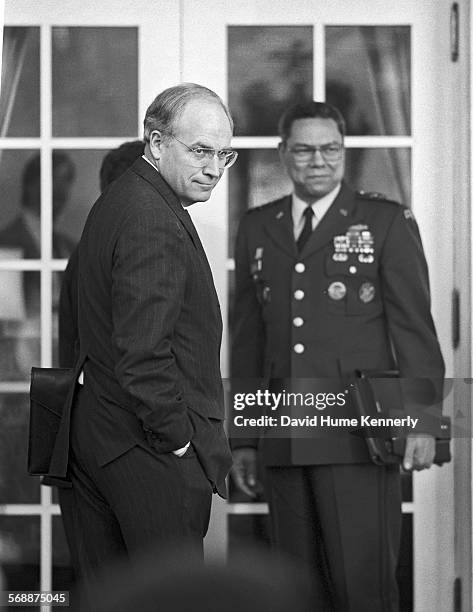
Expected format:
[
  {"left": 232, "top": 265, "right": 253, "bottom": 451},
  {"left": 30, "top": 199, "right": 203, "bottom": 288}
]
[{"left": 230, "top": 101, "right": 445, "bottom": 611}]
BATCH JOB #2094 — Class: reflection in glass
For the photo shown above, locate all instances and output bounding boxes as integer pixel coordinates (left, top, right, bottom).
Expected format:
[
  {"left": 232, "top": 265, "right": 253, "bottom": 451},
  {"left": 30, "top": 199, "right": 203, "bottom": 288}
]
[
  {"left": 0, "top": 150, "right": 40, "bottom": 259},
  {"left": 0, "top": 27, "right": 40, "bottom": 137},
  {"left": 326, "top": 26, "right": 410, "bottom": 136},
  {"left": 228, "top": 27, "right": 313, "bottom": 136},
  {"left": 228, "top": 149, "right": 292, "bottom": 257},
  {"left": 0, "top": 395, "right": 40, "bottom": 503},
  {"left": 0, "top": 516, "right": 40, "bottom": 592},
  {"left": 345, "top": 148, "right": 411, "bottom": 207},
  {"left": 52, "top": 516, "right": 74, "bottom": 592},
  {"left": 0, "top": 270, "right": 40, "bottom": 381},
  {"left": 53, "top": 149, "right": 105, "bottom": 255},
  {"left": 52, "top": 27, "right": 138, "bottom": 137}
]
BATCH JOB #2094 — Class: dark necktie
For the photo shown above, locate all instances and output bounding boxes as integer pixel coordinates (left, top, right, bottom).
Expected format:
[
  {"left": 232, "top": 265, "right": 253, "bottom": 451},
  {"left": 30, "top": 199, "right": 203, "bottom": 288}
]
[{"left": 297, "top": 206, "right": 314, "bottom": 252}]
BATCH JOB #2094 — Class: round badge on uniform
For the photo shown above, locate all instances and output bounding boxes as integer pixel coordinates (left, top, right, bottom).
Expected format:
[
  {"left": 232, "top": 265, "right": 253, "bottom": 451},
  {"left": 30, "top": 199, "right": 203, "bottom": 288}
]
[
  {"left": 327, "top": 281, "right": 347, "bottom": 300},
  {"left": 359, "top": 282, "right": 375, "bottom": 303}
]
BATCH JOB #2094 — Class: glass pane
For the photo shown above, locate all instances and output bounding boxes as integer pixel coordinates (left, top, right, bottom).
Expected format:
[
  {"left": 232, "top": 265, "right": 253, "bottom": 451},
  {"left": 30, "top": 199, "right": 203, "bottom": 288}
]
[
  {"left": 345, "top": 148, "right": 411, "bottom": 207},
  {"left": 0, "top": 150, "right": 41, "bottom": 259},
  {"left": 228, "top": 149, "right": 292, "bottom": 257},
  {"left": 0, "top": 27, "right": 40, "bottom": 137},
  {"left": 53, "top": 149, "right": 105, "bottom": 257},
  {"left": 0, "top": 394, "right": 40, "bottom": 503},
  {"left": 52, "top": 516, "right": 74, "bottom": 592},
  {"left": 326, "top": 26, "right": 411, "bottom": 136},
  {"left": 228, "top": 26, "right": 313, "bottom": 136},
  {"left": 0, "top": 271, "right": 40, "bottom": 381},
  {"left": 52, "top": 27, "right": 138, "bottom": 137},
  {"left": 0, "top": 516, "right": 40, "bottom": 594}
]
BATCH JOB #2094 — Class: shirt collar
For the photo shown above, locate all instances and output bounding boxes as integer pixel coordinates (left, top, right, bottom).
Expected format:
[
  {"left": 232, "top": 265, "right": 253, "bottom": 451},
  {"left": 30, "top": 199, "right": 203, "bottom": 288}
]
[
  {"left": 141, "top": 155, "right": 188, "bottom": 209},
  {"left": 292, "top": 182, "right": 342, "bottom": 223},
  {"left": 142, "top": 154, "right": 158, "bottom": 171}
]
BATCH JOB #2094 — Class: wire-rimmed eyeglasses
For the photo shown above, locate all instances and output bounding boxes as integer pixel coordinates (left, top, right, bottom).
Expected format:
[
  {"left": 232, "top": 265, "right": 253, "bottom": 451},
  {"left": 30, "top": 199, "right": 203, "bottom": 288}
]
[
  {"left": 287, "top": 142, "right": 343, "bottom": 163},
  {"left": 168, "top": 134, "right": 238, "bottom": 169}
]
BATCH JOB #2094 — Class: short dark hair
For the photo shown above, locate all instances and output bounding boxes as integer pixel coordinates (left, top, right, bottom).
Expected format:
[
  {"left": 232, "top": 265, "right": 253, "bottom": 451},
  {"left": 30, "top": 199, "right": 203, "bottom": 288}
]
[
  {"left": 143, "top": 83, "right": 233, "bottom": 142},
  {"left": 99, "top": 140, "right": 145, "bottom": 191},
  {"left": 278, "top": 101, "right": 346, "bottom": 143},
  {"left": 21, "top": 151, "right": 75, "bottom": 210}
]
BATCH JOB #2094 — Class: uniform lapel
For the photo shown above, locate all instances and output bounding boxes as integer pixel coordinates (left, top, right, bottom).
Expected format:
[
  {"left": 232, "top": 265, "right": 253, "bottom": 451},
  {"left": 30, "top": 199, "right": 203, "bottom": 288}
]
[
  {"left": 262, "top": 196, "right": 297, "bottom": 257},
  {"left": 300, "top": 183, "right": 356, "bottom": 259}
]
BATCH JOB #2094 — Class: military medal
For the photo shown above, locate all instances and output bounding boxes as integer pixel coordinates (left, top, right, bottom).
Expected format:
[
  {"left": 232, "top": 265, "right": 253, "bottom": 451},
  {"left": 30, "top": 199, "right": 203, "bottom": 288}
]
[
  {"left": 333, "top": 225, "right": 374, "bottom": 264},
  {"left": 358, "top": 229, "right": 374, "bottom": 263},
  {"left": 327, "top": 281, "right": 347, "bottom": 300},
  {"left": 251, "top": 247, "right": 264, "bottom": 278},
  {"left": 359, "top": 282, "right": 375, "bottom": 303},
  {"left": 332, "top": 235, "right": 349, "bottom": 261}
]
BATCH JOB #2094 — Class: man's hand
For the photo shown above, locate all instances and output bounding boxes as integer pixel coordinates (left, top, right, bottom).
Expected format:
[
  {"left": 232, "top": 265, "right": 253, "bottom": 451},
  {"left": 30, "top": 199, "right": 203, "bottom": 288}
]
[
  {"left": 403, "top": 434, "right": 436, "bottom": 471},
  {"left": 231, "top": 447, "right": 261, "bottom": 498}
]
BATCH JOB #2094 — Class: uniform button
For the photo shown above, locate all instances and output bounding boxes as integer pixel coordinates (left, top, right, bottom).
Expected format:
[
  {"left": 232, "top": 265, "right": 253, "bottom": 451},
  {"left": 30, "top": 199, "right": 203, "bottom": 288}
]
[
  {"left": 294, "top": 343, "right": 305, "bottom": 354},
  {"left": 349, "top": 265, "right": 357, "bottom": 274},
  {"left": 294, "top": 289, "right": 305, "bottom": 300},
  {"left": 295, "top": 262, "right": 305, "bottom": 273},
  {"left": 293, "top": 317, "right": 304, "bottom": 327}
]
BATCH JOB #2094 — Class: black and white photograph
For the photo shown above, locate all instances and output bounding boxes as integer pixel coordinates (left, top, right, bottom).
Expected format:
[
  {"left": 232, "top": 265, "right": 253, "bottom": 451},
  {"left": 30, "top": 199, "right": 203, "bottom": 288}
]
[{"left": 0, "top": 1, "right": 471, "bottom": 611}]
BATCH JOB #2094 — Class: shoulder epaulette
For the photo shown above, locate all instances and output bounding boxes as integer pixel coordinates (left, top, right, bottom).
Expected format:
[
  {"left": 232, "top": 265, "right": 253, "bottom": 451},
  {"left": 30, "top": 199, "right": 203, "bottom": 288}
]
[
  {"left": 246, "top": 197, "right": 288, "bottom": 214},
  {"left": 356, "top": 190, "right": 399, "bottom": 206}
]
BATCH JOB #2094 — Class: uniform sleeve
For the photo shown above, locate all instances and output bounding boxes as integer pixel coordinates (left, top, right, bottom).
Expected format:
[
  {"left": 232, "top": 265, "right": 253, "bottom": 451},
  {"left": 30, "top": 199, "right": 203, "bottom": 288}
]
[
  {"left": 380, "top": 206, "right": 445, "bottom": 425},
  {"left": 230, "top": 214, "right": 266, "bottom": 450},
  {"left": 112, "top": 204, "right": 193, "bottom": 453}
]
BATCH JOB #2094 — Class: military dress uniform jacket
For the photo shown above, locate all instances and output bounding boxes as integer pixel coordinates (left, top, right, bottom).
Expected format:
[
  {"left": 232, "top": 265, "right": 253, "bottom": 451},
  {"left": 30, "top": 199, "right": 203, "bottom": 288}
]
[{"left": 231, "top": 182, "right": 445, "bottom": 465}]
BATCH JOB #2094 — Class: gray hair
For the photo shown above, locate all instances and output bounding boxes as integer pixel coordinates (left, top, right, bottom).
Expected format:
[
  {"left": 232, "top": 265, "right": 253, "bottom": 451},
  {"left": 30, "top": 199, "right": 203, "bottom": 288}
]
[{"left": 143, "top": 83, "right": 233, "bottom": 142}]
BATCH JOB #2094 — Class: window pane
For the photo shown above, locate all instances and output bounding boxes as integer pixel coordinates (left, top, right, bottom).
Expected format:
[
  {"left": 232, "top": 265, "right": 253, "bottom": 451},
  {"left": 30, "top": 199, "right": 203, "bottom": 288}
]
[
  {"left": 228, "top": 26, "right": 313, "bottom": 136},
  {"left": 0, "top": 516, "right": 40, "bottom": 594},
  {"left": 0, "top": 271, "right": 40, "bottom": 382},
  {"left": 326, "top": 26, "right": 411, "bottom": 136},
  {"left": 0, "top": 151, "right": 41, "bottom": 259},
  {"left": 53, "top": 149, "right": 105, "bottom": 257},
  {"left": 0, "top": 394, "right": 40, "bottom": 503},
  {"left": 345, "top": 148, "right": 411, "bottom": 207},
  {"left": 52, "top": 27, "right": 138, "bottom": 137},
  {"left": 0, "top": 27, "right": 40, "bottom": 137},
  {"left": 228, "top": 149, "right": 292, "bottom": 257}
]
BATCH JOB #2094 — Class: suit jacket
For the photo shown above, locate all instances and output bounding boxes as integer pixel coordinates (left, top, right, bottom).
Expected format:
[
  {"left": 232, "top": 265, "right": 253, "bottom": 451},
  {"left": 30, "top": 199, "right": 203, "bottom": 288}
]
[
  {"left": 231, "top": 182, "right": 445, "bottom": 465},
  {"left": 49, "top": 157, "right": 232, "bottom": 495}
]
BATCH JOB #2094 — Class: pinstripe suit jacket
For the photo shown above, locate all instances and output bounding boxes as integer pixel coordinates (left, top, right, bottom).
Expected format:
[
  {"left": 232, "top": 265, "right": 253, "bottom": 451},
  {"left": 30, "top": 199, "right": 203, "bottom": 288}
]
[{"left": 61, "top": 157, "right": 231, "bottom": 495}]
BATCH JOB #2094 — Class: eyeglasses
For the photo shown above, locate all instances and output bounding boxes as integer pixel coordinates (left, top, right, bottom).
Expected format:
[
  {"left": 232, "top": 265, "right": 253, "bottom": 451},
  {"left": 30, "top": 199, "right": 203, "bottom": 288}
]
[
  {"left": 287, "top": 142, "right": 343, "bottom": 163},
  {"left": 168, "top": 134, "right": 238, "bottom": 169}
]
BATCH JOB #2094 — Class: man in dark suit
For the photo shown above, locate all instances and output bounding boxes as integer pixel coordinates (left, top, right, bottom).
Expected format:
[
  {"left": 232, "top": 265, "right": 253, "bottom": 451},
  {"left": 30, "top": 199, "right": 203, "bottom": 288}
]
[
  {"left": 58, "top": 140, "right": 145, "bottom": 368},
  {"left": 56, "top": 83, "right": 235, "bottom": 585},
  {"left": 231, "top": 101, "right": 444, "bottom": 611}
]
